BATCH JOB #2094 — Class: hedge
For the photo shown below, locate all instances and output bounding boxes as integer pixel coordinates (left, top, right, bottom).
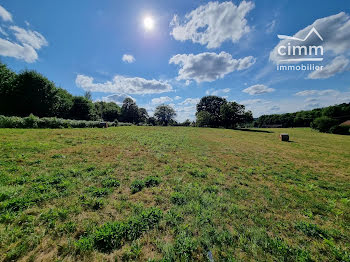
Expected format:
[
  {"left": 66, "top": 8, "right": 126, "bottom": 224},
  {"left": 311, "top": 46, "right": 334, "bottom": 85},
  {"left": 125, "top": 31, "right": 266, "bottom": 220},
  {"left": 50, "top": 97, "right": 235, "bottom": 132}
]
[{"left": 0, "top": 114, "right": 118, "bottom": 129}]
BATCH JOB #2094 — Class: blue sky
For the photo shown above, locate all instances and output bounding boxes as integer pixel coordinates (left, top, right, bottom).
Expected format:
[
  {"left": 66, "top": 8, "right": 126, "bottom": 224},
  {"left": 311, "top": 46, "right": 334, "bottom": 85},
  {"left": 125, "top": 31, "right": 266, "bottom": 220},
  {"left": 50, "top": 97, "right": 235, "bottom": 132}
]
[{"left": 0, "top": 0, "right": 349, "bottom": 121}]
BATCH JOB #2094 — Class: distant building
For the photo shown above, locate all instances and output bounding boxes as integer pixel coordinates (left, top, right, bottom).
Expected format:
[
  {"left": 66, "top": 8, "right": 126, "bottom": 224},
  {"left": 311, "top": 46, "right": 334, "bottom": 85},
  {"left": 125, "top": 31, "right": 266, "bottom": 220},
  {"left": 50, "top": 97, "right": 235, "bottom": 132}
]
[{"left": 340, "top": 120, "right": 350, "bottom": 127}]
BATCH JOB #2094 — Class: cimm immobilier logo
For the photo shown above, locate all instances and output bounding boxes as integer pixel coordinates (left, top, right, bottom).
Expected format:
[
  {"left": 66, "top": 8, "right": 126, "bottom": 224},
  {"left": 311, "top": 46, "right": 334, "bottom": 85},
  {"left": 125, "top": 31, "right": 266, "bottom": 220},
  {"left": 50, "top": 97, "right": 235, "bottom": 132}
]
[{"left": 276, "top": 27, "right": 324, "bottom": 71}]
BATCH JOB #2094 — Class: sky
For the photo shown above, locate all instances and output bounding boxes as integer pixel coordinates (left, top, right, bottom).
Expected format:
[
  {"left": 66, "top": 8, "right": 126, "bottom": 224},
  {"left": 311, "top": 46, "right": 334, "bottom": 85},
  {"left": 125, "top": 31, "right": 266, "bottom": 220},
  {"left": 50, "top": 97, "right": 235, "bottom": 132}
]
[{"left": 0, "top": 0, "right": 349, "bottom": 121}]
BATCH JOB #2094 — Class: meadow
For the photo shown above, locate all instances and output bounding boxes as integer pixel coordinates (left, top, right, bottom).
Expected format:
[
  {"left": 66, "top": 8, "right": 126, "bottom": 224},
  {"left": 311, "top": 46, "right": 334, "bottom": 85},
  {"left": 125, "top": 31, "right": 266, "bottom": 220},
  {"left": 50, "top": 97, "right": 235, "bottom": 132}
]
[{"left": 0, "top": 126, "right": 349, "bottom": 261}]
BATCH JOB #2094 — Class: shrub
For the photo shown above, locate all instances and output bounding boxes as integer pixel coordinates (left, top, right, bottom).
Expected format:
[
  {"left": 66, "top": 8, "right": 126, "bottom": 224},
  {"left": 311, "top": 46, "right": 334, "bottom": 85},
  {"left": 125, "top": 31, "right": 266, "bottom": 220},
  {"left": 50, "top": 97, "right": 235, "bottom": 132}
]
[
  {"left": 130, "top": 180, "right": 145, "bottom": 194},
  {"left": 329, "top": 125, "right": 350, "bottom": 135},
  {"left": 0, "top": 114, "right": 115, "bottom": 129},
  {"left": 23, "top": 114, "right": 39, "bottom": 128},
  {"left": 311, "top": 116, "right": 338, "bottom": 133},
  {"left": 144, "top": 176, "right": 161, "bottom": 187},
  {"left": 119, "top": 122, "right": 133, "bottom": 126},
  {"left": 171, "top": 192, "right": 186, "bottom": 205},
  {"left": 0, "top": 115, "right": 25, "bottom": 128}
]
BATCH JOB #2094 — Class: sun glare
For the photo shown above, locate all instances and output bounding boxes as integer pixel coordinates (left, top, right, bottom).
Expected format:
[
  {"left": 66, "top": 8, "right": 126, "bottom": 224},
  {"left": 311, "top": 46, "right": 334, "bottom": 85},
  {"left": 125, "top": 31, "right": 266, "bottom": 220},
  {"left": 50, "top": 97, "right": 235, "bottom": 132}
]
[{"left": 143, "top": 16, "right": 154, "bottom": 31}]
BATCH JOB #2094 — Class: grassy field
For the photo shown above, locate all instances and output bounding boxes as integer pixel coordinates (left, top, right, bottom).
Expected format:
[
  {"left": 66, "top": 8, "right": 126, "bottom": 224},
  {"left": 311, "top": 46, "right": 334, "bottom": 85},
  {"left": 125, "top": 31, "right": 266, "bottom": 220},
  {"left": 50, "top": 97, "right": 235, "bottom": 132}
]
[{"left": 0, "top": 127, "right": 349, "bottom": 261}]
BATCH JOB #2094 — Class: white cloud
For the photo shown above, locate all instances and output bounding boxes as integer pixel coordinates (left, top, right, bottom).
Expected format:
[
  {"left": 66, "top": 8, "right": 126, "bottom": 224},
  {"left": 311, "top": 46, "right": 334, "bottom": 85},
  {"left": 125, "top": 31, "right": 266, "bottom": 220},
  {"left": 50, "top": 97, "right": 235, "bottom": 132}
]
[
  {"left": 0, "top": 5, "right": 12, "bottom": 22},
  {"left": 0, "top": 38, "right": 38, "bottom": 62},
  {"left": 151, "top": 96, "right": 173, "bottom": 105},
  {"left": 174, "top": 104, "right": 197, "bottom": 122},
  {"left": 0, "top": 7, "right": 47, "bottom": 63},
  {"left": 179, "top": 98, "right": 200, "bottom": 105},
  {"left": 99, "top": 94, "right": 135, "bottom": 105},
  {"left": 240, "top": 99, "right": 265, "bottom": 106},
  {"left": 170, "top": 1, "right": 254, "bottom": 48},
  {"left": 295, "top": 89, "right": 339, "bottom": 96},
  {"left": 174, "top": 96, "right": 182, "bottom": 100},
  {"left": 169, "top": 52, "right": 255, "bottom": 83},
  {"left": 304, "top": 97, "right": 319, "bottom": 103},
  {"left": 206, "top": 88, "right": 230, "bottom": 96},
  {"left": 241, "top": 89, "right": 350, "bottom": 117},
  {"left": 75, "top": 74, "right": 173, "bottom": 95},
  {"left": 122, "top": 54, "right": 135, "bottom": 63},
  {"left": 242, "top": 84, "right": 275, "bottom": 95},
  {"left": 308, "top": 56, "right": 349, "bottom": 79},
  {"left": 269, "top": 105, "right": 280, "bottom": 112},
  {"left": 10, "top": 26, "right": 48, "bottom": 50},
  {"left": 270, "top": 12, "right": 350, "bottom": 63}
]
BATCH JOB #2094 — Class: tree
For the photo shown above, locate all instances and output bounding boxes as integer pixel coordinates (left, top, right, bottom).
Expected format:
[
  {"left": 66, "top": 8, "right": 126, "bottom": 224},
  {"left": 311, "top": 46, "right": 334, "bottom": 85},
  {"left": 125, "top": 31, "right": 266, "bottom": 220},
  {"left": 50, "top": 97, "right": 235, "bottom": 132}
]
[
  {"left": 311, "top": 116, "right": 338, "bottom": 133},
  {"left": 147, "top": 117, "right": 156, "bottom": 126},
  {"left": 84, "top": 91, "right": 92, "bottom": 101},
  {"left": 70, "top": 96, "right": 95, "bottom": 120},
  {"left": 220, "top": 102, "right": 251, "bottom": 128},
  {"left": 55, "top": 88, "right": 73, "bottom": 118},
  {"left": 196, "top": 96, "right": 227, "bottom": 127},
  {"left": 121, "top": 98, "right": 139, "bottom": 123},
  {"left": 94, "top": 101, "right": 120, "bottom": 122},
  {"left": 154, "top": 104, "right": 176, "bottom": 126},
  {"left": 0, "top": 63, "right": 17, "bottom": 116},
  {"left": 138, "top": 108, "right": 149, "bottom": 123},
  {"left": 196, "top": 111, "right": 213, "bottom": 127},
  {"left": 181, "top": 119, "right": 191, "bottom": 126},
  {"left": 11, "top": 70, "right": 59, "bottom": 117}
]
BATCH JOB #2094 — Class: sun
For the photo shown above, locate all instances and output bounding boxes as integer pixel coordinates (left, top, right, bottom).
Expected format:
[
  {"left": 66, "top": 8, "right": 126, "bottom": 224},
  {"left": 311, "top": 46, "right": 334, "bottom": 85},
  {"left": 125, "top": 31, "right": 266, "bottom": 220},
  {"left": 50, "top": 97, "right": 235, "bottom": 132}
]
[{"left": 143, "top": 16, "right": 154, "bottom": 31}]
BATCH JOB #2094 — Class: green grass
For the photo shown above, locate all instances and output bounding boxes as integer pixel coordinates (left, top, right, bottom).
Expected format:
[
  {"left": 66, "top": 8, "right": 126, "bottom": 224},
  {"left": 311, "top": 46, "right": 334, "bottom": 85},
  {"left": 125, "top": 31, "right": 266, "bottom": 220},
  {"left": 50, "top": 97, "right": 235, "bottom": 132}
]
[{"left": 0, "top": 126, "right": 349, "bottom": 261}]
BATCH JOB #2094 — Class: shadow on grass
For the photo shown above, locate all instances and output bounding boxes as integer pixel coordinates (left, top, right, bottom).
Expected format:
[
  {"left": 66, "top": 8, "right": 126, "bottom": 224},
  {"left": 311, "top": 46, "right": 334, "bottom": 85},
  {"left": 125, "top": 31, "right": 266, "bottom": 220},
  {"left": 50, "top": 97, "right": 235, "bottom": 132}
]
[{"left": 235, "top": 128, "right": 274, "bottom": 134}]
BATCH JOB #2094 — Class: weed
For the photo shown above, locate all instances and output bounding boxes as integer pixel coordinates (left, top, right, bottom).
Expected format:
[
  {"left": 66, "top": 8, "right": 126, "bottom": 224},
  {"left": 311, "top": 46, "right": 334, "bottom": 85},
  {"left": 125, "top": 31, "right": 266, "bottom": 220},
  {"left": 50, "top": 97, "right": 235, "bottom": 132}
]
[
  {"left": 87, "top": 186, "right": 110, "bottom": 197},
  {"left": 189, "top": 168, "right": 207, "bottom": 178},
  {"left": 130, "top": 180, "right": 145, "bottom": 194},
  {"left": 295, "top": 221, "right": 328, "bottom": 238},
  {"left": 102, "top": 177, "right": 120, "bottom": 188},
  {"left": 171, "top": 192, "right": 186, "bottom": 205},
  {"left": 144, "top": 176, "right": 161, "bottom": 187}
]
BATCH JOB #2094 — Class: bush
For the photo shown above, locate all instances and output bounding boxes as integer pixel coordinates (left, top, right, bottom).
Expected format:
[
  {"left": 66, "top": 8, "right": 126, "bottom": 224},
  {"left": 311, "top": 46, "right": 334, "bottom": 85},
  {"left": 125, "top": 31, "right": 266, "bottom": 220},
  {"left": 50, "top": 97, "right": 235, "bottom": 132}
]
[
  {"left": 0, "top": 114, "right": 116, "bottom": 129},
  {"left": 130, "top": 180, "right": 145, "bottom": 194},
  {"left": 311, "top": 116, "right": 338, "bottom": 133},
  {"left": 23, "top": 114, "right": 39, "bottom": 128},
  {"left": 0, "top": 115, "right": 24, "bottom": 128},
  {"left": 329, "top": 125, "right": 350, "bottom": 135}
]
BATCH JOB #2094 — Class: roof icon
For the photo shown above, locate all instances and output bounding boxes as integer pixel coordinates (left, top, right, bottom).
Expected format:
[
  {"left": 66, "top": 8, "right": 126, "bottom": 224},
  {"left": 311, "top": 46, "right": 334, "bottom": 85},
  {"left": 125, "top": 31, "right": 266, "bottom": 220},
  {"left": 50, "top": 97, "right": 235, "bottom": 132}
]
[{"left": 277, "top": 27, "right": 323, "bottom": 41}]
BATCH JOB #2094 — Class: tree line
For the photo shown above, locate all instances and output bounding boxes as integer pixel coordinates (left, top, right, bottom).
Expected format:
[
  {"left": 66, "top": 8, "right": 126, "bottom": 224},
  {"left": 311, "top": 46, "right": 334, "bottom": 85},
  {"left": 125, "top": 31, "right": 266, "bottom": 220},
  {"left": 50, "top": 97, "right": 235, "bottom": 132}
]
[
  {"left": 254, "top": 103, "right": 350, "bottom": 134},
  {"left": 0, "top": 63, "right": 254, "bottom": 128},
  {"left": 0, "top": 62, "right": 179, "bottom": 125}
]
